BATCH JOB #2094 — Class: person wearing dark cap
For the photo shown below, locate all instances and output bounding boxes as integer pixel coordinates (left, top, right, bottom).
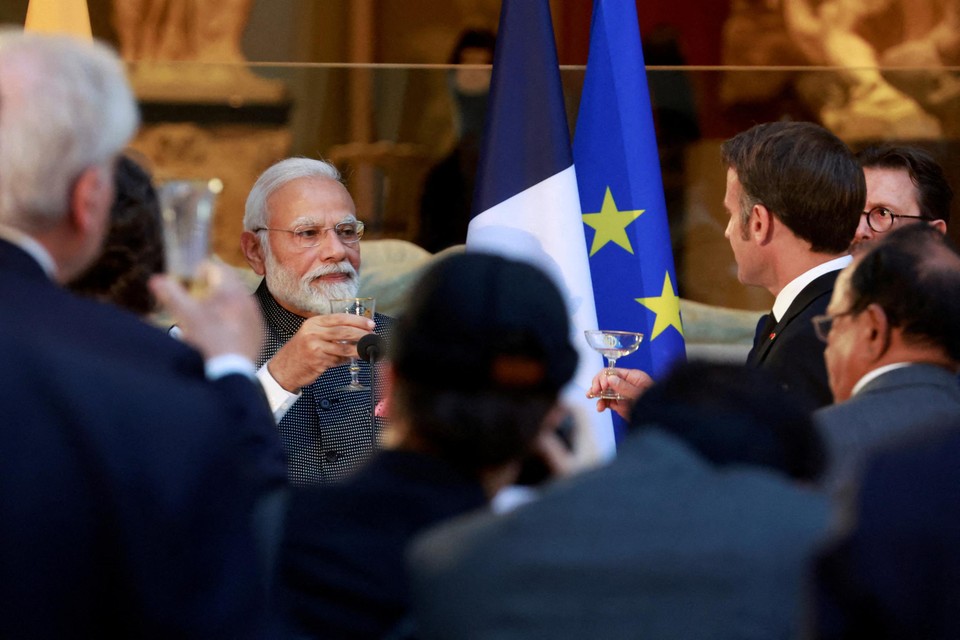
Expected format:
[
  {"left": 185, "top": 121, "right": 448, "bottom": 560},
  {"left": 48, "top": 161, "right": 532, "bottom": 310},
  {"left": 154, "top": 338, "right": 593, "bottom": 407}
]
[
  {"left": 276, "top": 252, "right": 578, "bottom": 639},
  {"left": 407, "top": 362, "right": 831, "bottom": 640}
]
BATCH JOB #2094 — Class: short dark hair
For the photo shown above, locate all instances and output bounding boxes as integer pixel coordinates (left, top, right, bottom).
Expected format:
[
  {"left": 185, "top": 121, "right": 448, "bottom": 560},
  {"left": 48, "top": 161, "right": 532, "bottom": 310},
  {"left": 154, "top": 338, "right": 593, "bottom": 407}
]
[
  {"left": 629, "top": 362, "right": 826, "bottom": 481},
  {"left": 846, "top": 224, "right": 960, "bottom": 361},
  {"left": 67, "top": 155, "right": 164, "bottom": 315},
  {"left": 856, "top": 144, "right": 953, "bottom": 225},
  {"left": 391, "top": 253, "right": 576, "bottom": 474},
  {"left": 721, "top": 121, "right": 865, "bottom": 254}
]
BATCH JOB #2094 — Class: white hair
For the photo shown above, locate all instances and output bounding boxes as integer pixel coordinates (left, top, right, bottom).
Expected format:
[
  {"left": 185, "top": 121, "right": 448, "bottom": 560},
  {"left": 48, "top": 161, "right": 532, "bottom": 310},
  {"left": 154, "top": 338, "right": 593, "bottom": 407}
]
[
  {"left": 0, "top": 30, "right": 139, "bottom": 232},
  {"left": 243, "top": 157, "right": 341, "bottom": 231}
]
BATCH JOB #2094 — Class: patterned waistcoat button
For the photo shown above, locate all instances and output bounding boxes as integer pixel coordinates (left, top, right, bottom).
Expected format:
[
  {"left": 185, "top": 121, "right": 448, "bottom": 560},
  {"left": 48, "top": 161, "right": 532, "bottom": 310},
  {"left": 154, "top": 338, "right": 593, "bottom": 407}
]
[
  {"left": 319, "top": 398, "right": 332, "bottom": 410},
  {"left": 324, "top": 450, "right": 340, "bottom": 462}
]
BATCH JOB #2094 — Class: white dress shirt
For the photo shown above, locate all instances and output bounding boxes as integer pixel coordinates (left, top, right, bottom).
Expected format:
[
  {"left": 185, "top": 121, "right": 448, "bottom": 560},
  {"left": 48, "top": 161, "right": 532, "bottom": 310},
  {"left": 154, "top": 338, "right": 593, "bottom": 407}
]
[{"left": 772, "top": 255, "right": 852, "bottom": 321}]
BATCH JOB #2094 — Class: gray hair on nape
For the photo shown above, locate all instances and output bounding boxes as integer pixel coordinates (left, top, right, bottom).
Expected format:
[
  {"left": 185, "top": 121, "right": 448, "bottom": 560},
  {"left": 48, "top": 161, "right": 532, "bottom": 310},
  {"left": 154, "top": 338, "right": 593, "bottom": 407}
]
[
  {"left": 0, "top": 30, "right": 139, "bottom": 233},
  {"left": 243, "top": 157, "right": 342, "bottom": 231}
]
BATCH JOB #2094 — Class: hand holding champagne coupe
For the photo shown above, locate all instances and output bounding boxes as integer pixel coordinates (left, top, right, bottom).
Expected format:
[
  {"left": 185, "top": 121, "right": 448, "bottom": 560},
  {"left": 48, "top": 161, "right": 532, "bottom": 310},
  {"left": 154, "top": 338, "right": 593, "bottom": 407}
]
[
  {"left": 584, "top": 330, "right": 644, "bottom": 400},
  {"left": 330, "top": 297, "right": 376, "bottom": 392}
]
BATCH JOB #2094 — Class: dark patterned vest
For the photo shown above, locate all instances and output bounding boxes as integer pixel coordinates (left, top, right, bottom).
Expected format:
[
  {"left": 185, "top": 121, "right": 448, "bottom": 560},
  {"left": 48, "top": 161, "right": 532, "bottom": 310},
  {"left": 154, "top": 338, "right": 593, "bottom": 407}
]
[{"left": 254, "top": 281, "right": 393, "bottom": 486}]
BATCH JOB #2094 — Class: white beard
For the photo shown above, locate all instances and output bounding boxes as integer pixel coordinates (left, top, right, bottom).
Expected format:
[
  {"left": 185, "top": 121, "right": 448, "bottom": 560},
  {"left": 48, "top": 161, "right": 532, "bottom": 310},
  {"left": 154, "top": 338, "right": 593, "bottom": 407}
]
[{"left": 264, "top": 251, "right": 360, "bottom": 316}]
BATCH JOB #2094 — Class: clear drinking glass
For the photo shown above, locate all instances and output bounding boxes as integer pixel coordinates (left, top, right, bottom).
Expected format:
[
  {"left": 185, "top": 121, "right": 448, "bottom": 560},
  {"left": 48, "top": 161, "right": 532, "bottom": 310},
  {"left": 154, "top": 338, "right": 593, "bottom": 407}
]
[
  {"left": 584, "top": 330, "right": 644, "bottom": 400},
  {"left": 157, "top": 178, "right": 223, "bottom": 296},
  {"left": 330, "top": 297, "right": 376, "bottom": 392}
]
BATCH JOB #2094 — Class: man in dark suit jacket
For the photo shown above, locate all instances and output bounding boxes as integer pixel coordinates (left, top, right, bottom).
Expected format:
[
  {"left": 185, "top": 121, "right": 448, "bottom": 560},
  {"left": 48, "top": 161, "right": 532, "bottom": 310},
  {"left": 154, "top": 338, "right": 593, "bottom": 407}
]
[
  {"left": 408, "top": 363, "right": 831, "bottom": 640},
  {"left": 240, "top": 157, "right": 393, "bottom": 486},
  {"left": 722, "top": 121, "right": 865, "bottom": 409},
  {"left": 591, "top": 122, "right": 863, "bottom": 413},
  {"left": 0, "top": 32, "right": 285, "bottom": 638},
  {"left": 816, "top": 423, "right": 960, "bottom": 640},
  {"left": 813, "top": 224, "right": 960, "bottom": 494}
]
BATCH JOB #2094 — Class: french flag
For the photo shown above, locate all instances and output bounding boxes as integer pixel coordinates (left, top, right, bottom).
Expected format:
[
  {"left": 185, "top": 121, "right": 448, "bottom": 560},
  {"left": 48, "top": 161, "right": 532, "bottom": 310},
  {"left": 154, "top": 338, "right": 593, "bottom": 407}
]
[{"left": 467, "top": 0, "right": 614, "bottom": 456}]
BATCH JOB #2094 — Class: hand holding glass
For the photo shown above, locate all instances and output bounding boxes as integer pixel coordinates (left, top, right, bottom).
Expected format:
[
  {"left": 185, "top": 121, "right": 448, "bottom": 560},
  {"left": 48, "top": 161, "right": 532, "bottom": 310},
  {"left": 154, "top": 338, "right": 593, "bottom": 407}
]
[
  {"left": 584, "top": 330, "right": 644, "bottom": 400},
  {"left": 330, "top": 297, "right": 376, "bottom": 392}
]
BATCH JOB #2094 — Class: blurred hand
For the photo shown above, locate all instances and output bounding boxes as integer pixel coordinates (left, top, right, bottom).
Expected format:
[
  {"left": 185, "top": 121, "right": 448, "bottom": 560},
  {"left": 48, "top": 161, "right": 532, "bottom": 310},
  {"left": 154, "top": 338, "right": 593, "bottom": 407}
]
[
  {"left": 265, "top": 311, "right": 375, "bottom": 392},
  {"left": 528, "top": 404, "right": 602, "bottom": 480},
  {"left": 150, "top": 262, "right": 263, "bottom": 363},
  {"left": 587, "top": 367, "right": 655, "bottom": 419}
]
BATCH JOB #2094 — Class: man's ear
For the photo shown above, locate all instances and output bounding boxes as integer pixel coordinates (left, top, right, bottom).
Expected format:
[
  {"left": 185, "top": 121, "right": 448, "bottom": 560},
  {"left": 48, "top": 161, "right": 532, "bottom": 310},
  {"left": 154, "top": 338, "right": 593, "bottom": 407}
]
[
  {"left": 240, "top": 230, "right": 266, "bottom": 276},
  {"left": 863, "top": 303, "right": 891, "bottom": 358},
  {"left": 68, "top": 165, "right": 109, "bottom": 234},
  {"left": 929, "top": 219, "right": 948, "bottom": 235},
  {"left": 752, "top": 203, "right": 775, "bottom": 245}
]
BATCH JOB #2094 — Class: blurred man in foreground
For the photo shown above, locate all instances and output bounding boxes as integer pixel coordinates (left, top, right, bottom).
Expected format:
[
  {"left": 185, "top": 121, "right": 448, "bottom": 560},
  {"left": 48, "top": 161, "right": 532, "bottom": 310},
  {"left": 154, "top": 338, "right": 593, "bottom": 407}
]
[
  {"left": 0, "top": 31, "right": 284, "bottom": 638},
  {"left": 409, "top": 362, "right": 830, "bottom": 640}
]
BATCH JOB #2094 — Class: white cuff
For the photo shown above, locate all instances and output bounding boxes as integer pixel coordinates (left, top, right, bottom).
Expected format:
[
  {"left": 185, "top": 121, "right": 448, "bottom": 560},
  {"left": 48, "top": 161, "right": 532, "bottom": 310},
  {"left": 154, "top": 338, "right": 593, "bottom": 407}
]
[
  {"left": 205, "top": 353, "right": 257, "bottom": 380},
  {"left": 257, "top": 361, "right": 301, "bottom": 421}
]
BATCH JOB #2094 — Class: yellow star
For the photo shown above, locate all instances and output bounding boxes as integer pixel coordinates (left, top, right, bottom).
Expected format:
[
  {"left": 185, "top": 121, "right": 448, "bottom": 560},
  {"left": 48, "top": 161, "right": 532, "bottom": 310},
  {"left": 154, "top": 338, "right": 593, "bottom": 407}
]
[
  {"left": 636, "top": 272, "right": 684, "bottom": 340},
  {"left": 581, "top": 187, "right": 644, "bottom": 256}
]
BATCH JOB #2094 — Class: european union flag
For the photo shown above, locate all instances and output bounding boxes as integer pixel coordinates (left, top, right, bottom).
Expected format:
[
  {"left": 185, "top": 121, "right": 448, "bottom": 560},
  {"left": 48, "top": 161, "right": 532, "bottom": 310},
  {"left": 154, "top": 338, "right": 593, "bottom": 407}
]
[
  {"left": 468, "top": 0, "right": 615, "bottom": 455},
  {"left": 574, "top": 0, "right": 687, "bottom": 424}
]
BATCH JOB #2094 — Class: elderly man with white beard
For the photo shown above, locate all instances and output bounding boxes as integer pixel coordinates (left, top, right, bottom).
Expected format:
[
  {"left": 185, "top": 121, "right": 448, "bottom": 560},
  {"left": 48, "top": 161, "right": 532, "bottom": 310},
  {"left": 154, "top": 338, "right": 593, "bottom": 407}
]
[{"left": 241, "top": 157, "right": 393, "bottom": 486}]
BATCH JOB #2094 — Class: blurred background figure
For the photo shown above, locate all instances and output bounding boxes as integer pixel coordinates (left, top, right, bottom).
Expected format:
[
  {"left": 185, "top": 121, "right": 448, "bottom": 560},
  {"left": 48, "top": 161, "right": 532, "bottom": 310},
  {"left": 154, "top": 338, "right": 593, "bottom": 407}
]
[
  {"left": 68, "top": 154, "right": 165, "bottom": 316},
  {"left": 416, "top": 28, "right": 495, "bottom": 254},
  {"left": 278, "top": 252, "right": 578, "bottom": 640},
  {"left": 408, "top": 361, "right": 830, "bottom": 640}
]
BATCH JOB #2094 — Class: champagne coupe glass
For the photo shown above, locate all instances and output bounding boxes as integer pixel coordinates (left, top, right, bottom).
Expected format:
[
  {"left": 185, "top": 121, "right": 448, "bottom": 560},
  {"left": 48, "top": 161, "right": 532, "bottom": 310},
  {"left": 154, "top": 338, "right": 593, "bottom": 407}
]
[
  {"left": 330, "top": 297, "right": 376, "bottom": 392},
  {"left": 584, "top": 330, "right": 644, "bottom": 400}
]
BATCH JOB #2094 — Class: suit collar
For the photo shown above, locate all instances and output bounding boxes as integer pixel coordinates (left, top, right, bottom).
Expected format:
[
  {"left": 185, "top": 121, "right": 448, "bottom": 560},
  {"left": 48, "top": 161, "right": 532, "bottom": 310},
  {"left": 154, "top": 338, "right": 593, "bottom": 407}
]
[
  {"left": 750, "top": 270, "right": 838, "bottom": 364},
  {"left": 0, "top": 228, "right": 56, "bottom": 279},
  {"left": 0, "top": 236, "right": 56, "bottom": 283},
  {"left": 856, "top": 363, "right": 960, "bottom": 396},
  {"left": 254, "top": 279, "right": 306, "bottom": 340},
  {"left": 772, "top": 255, "right": 850, "bottom": 321}
]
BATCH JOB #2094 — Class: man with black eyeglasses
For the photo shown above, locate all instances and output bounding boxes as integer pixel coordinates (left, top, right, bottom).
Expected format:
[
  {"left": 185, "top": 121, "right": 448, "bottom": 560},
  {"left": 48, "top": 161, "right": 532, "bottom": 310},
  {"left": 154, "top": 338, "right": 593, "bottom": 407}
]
[
  {"left": 813, "top": 224, "right": 960, "bottom": 496},
  {"left": 850, "top": 144, "right": 952, "bottom": 254},
  {"left": 240, "top": 157, "right": 393, "bottom": 486}
]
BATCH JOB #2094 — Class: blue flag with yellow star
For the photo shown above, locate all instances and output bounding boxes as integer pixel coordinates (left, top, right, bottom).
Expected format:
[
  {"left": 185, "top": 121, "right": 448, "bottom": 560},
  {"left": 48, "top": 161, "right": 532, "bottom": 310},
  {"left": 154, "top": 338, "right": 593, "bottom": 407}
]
[
  {"left": 468, "top": 0, "right": 615, "bottom": 457},
  {"left": 574, "top": 0, "right": 686, "bottom": 410}
]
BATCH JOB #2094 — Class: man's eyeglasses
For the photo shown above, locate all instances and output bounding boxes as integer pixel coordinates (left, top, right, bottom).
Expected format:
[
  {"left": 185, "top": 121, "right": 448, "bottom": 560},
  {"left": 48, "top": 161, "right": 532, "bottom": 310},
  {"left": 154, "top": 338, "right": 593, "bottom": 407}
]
[
  {"left": 864, "top": 206, "right": 930, "bottom": 233},
  {"left": 254, "top": 220, "right": 364, "bottom": 248},
  {"left": 812, "top": 310, "right": 856, "bottom": 343}
]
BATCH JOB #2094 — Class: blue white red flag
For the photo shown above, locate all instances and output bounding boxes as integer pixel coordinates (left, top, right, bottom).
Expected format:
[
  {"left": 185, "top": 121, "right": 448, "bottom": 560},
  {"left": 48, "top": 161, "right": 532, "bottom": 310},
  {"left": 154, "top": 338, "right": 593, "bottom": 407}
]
[{"left": 468, "top": 0, "right": 614, "bottom": 456}]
